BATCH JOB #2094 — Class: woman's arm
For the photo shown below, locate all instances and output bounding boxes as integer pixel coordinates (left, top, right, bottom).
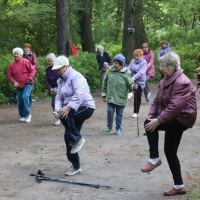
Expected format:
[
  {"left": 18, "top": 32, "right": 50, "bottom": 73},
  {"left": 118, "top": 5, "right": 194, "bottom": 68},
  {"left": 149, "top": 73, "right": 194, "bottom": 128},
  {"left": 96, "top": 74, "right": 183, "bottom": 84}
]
[
  {"left": 147, "top": 53, "right": 154, "bottom": 71},
  {"left": 55, "top": 80, "right": 63, "bottom": 111},
  {"left": 133, "top": 62, "right": 147, "bottom": 80},
  {"left": 157, "top": 81, "right": 191, "bottom": 124},
  {"left": 102, "top": 71, "right": 109, "bottom": 97},
  {"left": 96, "top": 55, "right": 103, "bottom": 69}
]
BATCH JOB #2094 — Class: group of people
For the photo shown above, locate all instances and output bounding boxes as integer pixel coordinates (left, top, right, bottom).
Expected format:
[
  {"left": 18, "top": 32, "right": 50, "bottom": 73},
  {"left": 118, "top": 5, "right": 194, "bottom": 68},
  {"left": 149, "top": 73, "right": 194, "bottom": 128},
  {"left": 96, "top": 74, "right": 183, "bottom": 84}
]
[{"left": 7, "top": 41, "right": 198, "bottom": 196}]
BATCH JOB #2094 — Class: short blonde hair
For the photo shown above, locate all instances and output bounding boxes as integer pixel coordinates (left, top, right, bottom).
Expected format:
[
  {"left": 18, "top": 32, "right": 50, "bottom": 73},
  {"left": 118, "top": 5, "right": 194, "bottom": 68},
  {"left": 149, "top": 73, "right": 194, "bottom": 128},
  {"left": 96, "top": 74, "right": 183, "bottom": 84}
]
[{"left": 46, "top": 53, "right": 56, "bottom": 61}]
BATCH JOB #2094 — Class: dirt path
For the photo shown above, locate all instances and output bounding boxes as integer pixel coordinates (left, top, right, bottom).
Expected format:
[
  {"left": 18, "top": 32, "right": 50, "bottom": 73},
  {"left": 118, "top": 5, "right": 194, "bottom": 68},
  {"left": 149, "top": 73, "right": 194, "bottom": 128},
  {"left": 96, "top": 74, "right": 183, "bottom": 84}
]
[{"left": 0, "top": 82, "right": 200, "bottom": 200}]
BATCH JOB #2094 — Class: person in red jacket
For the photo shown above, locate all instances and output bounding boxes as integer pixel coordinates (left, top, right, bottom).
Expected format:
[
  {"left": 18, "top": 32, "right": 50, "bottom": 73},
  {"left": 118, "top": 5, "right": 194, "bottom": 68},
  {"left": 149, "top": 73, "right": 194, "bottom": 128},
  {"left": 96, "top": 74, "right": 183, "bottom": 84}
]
[
  {"left": 141, "top": 52, "right": 197, "bottom": 196},
  {"left": 23, "top": 43, "right": 38, "bottom": 106},
  {"left": 7, "top": 47, "right": 35, "bottom": 123}
]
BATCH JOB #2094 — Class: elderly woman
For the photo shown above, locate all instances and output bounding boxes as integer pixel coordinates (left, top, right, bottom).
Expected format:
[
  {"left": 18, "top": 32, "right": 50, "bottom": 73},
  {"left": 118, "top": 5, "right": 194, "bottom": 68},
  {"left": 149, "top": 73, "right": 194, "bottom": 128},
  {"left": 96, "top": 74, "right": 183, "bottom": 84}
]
[
  {"left": 158, "top": 40, "right": 172, "bottom": 79},
  {"left": 142, "top": 43, "right": 155, "bottom": 104},
  {"left": 96, "top": 45, "right": 111, "bottom": 84},
  {"left": 52, "top": 56, "right": 95, "bottom": 176},
  {"left": 142, "top": 52, "right": 197, "bottom": 196},
  {"left": 23, "top": 43, "right": 38, "bottom": 106},
  {"left": 7, "top": 47, "right": 35, "bottom": 122},
  {"left": 128, "top": 49, "right": 147, "bottom": 118},
  {"left": 45, "top": 53, "right": 60, "bottom": 126}
]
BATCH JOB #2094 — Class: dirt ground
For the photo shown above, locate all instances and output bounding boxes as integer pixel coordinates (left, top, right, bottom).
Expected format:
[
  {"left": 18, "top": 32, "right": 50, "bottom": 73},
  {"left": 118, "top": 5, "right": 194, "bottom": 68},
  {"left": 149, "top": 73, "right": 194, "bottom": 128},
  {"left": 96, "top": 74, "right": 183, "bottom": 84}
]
[{"left": 0, "top": 81, "right": 200, "bottom": 200}]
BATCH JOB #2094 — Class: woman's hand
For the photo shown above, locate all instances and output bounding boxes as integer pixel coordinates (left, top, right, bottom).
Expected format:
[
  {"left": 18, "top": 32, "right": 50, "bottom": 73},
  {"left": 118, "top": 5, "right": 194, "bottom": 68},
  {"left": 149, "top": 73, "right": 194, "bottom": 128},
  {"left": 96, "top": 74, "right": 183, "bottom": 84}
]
[
  {"left": 102, "top": 97, "right": 106, "bottom": 102},
  {"left": 144, "top": 118, "right": 161, "bottom": 132},
  {"left": 14, "top": 82, "right": 19, "bottom": 87},
  {"left": 26, "top": 79, "right": 31, "bottom": 84},
  {"left": 58, "top": 106, "right": 71, "bottom": 120},
  {"left": 53, "top": 89, "right": 58, "bottom": 96},
  {"left": 133, "top": 84, "right": 138, "bottom": 90},
  {"left": 55, "top": 109, "right": 60, "bottom": 119}
]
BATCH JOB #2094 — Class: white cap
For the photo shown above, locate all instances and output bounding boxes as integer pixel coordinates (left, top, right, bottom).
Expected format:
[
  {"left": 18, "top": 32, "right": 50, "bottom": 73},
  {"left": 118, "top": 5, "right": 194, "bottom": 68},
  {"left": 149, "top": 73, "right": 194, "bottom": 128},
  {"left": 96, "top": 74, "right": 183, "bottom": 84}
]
[{"left": 52, "top": 56, "right": 69, "bottom": 70}]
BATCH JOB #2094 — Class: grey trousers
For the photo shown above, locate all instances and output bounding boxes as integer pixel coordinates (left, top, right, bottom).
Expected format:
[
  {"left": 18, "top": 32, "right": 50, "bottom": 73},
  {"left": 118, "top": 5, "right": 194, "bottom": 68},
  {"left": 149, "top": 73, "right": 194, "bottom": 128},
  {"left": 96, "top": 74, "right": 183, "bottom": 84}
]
[
  {"left": 51, "top": 94, "right": 55, "bottom": 111},
  {"left": 144, "top": 76, "right": 151, "bottom": 101},
  {"left": 99, "top": 70, "right": 107, "bottom": 85}
]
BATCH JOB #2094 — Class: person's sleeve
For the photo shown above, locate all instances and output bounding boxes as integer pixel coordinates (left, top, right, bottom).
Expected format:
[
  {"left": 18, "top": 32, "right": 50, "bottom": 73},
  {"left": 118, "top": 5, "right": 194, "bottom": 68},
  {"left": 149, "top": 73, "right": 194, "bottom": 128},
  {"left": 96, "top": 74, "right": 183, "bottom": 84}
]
[
  {"left": 55, "top": 80, "right": 63, "bottom": 111},
  {"left": 126, "top": 70, "right": 135, "bottom": 91},
  {"left": 96, "top": 55, "right": 103, "bottom": 69},
  {"left": 157, "top": 81, "right": 191, "bottom": 124},
  {"left": 7, "top": 64, "right": 16, "bottom": 84},
  {"left": 134, "top": 62, "right": 147, "bottom": 80},
  {"left": 32, "top": 53, "right": 38, "bottom": 73},
  {"left": 157, "top": 49, "right": 160, "bottom": 60},
  {"left": 45, "top": 69, "right": 52, "bottom": 90},
  {"left": 147, "top": 53, "right": 154, "bottom": 71},
  {"left": 101, "top": 71, "right": 109, "bottom": 97},
  {"left": 107, "top": 53, "right": 112, "bottom": 66},
  {"left": 27, "top": 61, "right": 36, "bottom": 81},
  {"left": 67, "top": 76, "right": 87, "bottom": 112}
]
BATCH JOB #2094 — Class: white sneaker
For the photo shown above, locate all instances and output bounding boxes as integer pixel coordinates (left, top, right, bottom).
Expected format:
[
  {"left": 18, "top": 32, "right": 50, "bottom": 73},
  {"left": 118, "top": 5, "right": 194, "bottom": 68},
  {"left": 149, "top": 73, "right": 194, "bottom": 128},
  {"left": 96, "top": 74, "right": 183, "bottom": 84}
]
[
  {"left": 132, "top": 113, "right": 139, "bottom": 118},
  {"left": 53, "top": 110, "right": 56, "bottom": 115},
  {"left": 70, "top": 138, "right": 85, "bottom": 154},
  {"left": 25, "top": 115, "right": 32, "bottom": 123},
  {"left": 54, "top": 119, "right": 61, "bottom": 126},
  {"left": 128, "top": 92, "right": 133, "bottom": 99},
  {"left": 147, "top": 93, "right": 151, "bottom": 101},
  {"left": 19, "top": 118, "right": 26, "bottom": 122},
  {"left": 65, "top": 166, "right": 82, "bottom": 176}
]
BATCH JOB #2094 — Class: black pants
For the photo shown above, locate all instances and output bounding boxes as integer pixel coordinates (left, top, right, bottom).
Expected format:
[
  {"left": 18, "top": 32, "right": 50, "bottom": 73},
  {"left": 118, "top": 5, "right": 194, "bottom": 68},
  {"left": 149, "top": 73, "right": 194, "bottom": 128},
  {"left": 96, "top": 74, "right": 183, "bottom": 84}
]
[
  {"left": 144, "top": 116, "right": 188, "bottom": 185},
  {"left": 133, "top": 85, "right": 143, "bottom": 113}
]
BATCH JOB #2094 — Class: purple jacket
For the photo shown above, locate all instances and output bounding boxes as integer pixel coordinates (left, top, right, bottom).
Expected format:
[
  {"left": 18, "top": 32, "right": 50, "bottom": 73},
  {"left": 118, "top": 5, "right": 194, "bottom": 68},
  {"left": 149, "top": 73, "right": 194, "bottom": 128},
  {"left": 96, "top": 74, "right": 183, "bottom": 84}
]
[
  {"left": 55, "top": 67, "right": 96, "bottom": 112},
  {"left": 157, "top": 44, "right": 171, "bottom": 60},
  {"left": 149, "top": 69, "right": 197, "bottom": 128},
  {"left": 143, "top": 51, "right": 155, "bottom": 77},
  {"left": 128, "top": 57, "right": 147, "bottom": 89},
  {"left": 45, "top": 67, "right": 60, "bottom": 90}
]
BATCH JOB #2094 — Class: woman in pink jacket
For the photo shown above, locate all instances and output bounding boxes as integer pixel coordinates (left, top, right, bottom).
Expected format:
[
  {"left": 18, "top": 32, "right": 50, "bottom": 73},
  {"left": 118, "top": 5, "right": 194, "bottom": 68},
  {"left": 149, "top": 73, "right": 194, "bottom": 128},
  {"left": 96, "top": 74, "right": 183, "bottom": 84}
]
[
  {"left": 141, "top": 52, "right": 197, "bottom": 196},
  {"left": 142, "top": 43, "right": 155, "bottom": 104}
]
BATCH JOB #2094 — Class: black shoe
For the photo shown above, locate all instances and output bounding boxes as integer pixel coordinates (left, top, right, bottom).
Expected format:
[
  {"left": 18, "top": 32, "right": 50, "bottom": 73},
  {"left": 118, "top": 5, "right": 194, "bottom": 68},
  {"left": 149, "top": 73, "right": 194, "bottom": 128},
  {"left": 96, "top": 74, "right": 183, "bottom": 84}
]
[{"left": 143, "top": 133, "right": 147, "bottom": 136}]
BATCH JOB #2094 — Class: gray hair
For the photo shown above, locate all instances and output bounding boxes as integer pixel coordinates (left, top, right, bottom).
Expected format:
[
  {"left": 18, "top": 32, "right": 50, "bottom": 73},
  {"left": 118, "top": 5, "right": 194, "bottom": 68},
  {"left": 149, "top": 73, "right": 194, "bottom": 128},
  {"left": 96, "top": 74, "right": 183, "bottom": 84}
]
[
  {"left": 13, "top": 47, "right": 23, "bottom": 55},
  {"left": 95, "top": 45, "right": 104, "bottom": 53},
  {"left": 46, "top": 53, "right": 56, "bottom": 61},
  {"left": 158, "top": 51, "right": 181, "bottom": 70}
]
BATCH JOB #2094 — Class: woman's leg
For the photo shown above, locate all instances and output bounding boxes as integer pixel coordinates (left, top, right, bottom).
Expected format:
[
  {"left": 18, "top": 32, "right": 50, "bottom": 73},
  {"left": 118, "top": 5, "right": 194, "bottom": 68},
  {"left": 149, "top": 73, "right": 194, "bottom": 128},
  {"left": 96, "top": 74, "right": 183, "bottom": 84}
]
[
  {"left": 51, "top": 94, "right": 55, "bottom": 111},
  {"left": 164, "top": 130, "right": 184, "bottom": 185},
  {"left": 133, "top": 85, "right": 143, "bottom": 113},
  {"left": 144, "top": 76, "right": 151, "bottom": 101},
  {"left": 107, "top": 103, "right": 115, "bottom": 129},
  {"left": 115, "top": 105, "right": 125, "bottom": 131},
  {"left": 16, "top": 88, "right": 25, "bottom": 118}
]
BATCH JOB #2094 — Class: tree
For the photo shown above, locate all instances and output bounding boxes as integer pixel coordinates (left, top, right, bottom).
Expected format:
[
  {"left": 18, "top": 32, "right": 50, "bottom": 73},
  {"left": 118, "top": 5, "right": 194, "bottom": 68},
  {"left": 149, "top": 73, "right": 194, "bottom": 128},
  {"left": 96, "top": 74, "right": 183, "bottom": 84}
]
[
  {"left": 122, "top": 0, "right": 134, "bottom": 65},
  {"left": 78, "top": 0, "right": 95, "bottom": 53},
  {"left": 56, "top": 0, "right": 72, "bottom": 56}
]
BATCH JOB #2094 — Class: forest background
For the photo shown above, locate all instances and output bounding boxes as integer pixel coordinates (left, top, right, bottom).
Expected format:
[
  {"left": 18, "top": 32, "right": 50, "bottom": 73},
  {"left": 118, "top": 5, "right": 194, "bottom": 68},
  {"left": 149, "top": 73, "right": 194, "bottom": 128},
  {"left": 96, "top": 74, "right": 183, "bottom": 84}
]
[{"left": 0, "top": 0, "right": 200, "bottom": 104}]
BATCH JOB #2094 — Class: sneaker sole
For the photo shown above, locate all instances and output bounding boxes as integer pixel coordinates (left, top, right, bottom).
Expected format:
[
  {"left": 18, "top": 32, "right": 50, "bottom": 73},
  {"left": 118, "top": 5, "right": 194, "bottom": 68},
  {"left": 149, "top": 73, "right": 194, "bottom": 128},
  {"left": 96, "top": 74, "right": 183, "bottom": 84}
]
[
  {"left": 164, "top": 191, "right": 187, "bottom": 196},
  {"left": 141, "top": 162, "right": 162, "bottom": 172},
  {"left": 71, "top": 139, "right": 85, "bottom": 154},
  {"left": 65, "top": 170, "right": 82, "bottom": 176}
]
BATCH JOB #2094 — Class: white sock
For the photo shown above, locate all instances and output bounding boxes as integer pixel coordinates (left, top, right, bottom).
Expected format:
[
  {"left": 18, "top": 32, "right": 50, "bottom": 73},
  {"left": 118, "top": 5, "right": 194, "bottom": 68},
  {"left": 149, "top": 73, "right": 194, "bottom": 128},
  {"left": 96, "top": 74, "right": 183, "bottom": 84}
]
[
  {"left": 149, "top": 157, "right": 160, "bottom": 165},
  {"left": 174, "top": 184, "right": 184, "bottom": 189}
]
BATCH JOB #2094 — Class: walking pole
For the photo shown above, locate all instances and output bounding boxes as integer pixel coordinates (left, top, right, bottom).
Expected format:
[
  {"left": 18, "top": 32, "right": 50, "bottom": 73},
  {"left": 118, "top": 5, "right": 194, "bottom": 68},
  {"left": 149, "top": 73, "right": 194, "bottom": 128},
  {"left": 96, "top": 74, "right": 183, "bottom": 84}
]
[
  {"left": 30, "top": 170, "right": 111, "bottom": 189},
  {"left": 135, "top": 89, "right": 139, "bottom": 137}
]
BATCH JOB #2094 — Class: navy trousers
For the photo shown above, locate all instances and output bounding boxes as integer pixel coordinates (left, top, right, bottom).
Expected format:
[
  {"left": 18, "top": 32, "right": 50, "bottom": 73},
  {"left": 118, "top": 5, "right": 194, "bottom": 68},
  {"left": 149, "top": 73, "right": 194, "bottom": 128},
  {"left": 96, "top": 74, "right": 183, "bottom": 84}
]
[{"left": 61, "top": 106, "right": 94, "bottom": 169}]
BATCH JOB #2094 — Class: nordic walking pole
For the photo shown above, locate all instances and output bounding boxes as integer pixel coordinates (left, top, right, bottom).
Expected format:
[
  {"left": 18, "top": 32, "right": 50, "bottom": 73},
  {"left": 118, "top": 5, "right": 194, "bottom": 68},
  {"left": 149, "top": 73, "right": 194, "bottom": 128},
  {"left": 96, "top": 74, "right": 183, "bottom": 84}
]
[
  {"left": 30, "top": 171, "right": 111, "bottom": 189},
  {"left": 135, "top": 89, "right": 139, "bottom": 137}
]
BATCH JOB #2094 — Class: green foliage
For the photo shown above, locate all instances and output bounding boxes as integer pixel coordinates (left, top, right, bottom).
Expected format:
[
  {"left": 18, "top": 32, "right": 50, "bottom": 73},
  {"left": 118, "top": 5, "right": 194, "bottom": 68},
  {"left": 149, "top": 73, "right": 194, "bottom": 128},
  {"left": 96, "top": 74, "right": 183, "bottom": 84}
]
[{"left": 0, "top": 52, "right": 101, "bottom": 104}]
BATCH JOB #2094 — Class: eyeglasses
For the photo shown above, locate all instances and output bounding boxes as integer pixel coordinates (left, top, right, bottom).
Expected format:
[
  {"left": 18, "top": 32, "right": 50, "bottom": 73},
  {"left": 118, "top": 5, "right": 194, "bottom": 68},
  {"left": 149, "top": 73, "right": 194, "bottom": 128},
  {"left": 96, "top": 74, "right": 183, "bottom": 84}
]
[{"left": 159, "top": 65, "right": 168, "bottom": 70}]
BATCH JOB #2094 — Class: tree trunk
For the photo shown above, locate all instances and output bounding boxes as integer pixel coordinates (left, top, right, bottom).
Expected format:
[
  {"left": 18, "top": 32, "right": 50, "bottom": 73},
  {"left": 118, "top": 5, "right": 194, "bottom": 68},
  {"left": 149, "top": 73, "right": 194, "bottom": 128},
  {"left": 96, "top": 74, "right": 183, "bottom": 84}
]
[
  {"left": 56, "top": 0, "right": 72, "bottom": 56},
  {"left": 122, "top": 0, "right": 134, "bottom": 65},
  {"left": 78, "top": 0, "right": 95, "bottom": 53},
  {"left": 133, "top": 0, "right": 148, "bottom": 49}
]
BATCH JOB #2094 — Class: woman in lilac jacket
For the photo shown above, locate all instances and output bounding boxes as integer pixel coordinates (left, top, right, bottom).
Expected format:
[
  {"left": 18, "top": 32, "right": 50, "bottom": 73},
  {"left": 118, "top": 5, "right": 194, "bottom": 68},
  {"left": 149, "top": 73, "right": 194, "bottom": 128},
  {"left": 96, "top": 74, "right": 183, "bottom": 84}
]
[
  {"left": 142, "top": 52, "right": 197, "bottom": 196},
  {"left": 142, "top": 43, "right": 155, "bottom": 104},
  {"left": 52, "top": 56, "right": 95, "bottom": 176},
  {"left": 129, "top": 49, "right": 147, "bottom": 118}
]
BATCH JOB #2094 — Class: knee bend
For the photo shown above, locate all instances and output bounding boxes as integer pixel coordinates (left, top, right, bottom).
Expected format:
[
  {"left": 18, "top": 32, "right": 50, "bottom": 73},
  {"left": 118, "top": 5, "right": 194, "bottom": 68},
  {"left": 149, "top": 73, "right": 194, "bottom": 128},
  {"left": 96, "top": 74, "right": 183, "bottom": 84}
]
[{"left": 144, "top": 119, "right": 150, "bottom": 126}]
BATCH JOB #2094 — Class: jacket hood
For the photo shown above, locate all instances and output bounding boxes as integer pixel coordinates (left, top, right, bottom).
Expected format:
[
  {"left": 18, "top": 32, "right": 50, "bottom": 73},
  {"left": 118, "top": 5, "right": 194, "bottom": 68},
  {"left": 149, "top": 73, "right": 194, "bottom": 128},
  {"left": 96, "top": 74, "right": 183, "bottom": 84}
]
[
  {"left": 109, "top": 65, "right": 129, "bottom": 72},
  {"left": 133, "top": 57, "right": 147, "bottom": 65}
]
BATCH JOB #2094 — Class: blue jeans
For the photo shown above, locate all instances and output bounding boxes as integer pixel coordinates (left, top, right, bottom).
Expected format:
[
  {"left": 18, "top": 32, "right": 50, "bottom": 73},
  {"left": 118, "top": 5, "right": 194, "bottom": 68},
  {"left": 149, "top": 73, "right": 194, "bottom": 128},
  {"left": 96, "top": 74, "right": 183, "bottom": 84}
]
[
  {"left": 107, "top": 103, "right": 125, "bottom": 131},
  {"left": 60, "top": 106, "right": 94, "bottom": 169},
  {"left": 16, "top": 84, "right": 33, "bottom": 118}
]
